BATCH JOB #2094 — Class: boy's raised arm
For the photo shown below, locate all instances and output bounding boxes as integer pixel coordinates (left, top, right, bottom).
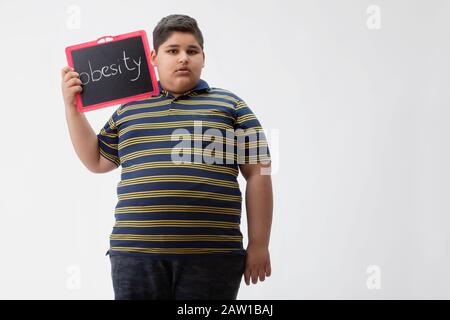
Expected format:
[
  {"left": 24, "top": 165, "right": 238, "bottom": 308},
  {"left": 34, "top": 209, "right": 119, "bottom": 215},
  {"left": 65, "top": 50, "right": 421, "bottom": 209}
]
[{"left": 61, "top": 66, "right": 116, "bottom": 174}]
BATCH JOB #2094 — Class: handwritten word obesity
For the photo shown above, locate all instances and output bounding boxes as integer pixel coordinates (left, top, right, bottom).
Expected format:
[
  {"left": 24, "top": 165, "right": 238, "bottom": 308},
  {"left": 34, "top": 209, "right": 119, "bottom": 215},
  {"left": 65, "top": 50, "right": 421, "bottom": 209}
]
[{"left": 79, "top": 50, "right": 142, "bottom": 85}]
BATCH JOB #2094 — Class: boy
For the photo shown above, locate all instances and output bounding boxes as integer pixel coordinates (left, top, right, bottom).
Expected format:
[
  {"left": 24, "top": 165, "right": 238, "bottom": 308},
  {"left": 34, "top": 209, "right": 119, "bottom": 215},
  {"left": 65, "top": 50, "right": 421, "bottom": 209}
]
[{"left": 61, "top": 14, "right": 273, "bottom": 300}]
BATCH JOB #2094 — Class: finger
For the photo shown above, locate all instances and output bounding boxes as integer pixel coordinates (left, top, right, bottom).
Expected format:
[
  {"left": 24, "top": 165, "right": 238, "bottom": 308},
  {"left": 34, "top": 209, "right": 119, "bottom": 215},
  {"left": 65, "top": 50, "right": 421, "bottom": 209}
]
[
  {"left": 69, "top": 86, "right": 82, "bottom": 93},
  {"left": 266, "top": 264, "right": 271, "bottom": 277},
  {"left": 251, "top": 269, "right": 258, "bottom": 284},
  {"left": 66, "top": 77, "right": 82, "bottom": 87},
  {"left": 259, "top": 268, "right": 266, "bottom": 282},
  {"left": 61, "top": 66, "right": 73, "bottom": 78},
  {"left": 64, "top": 71, "right": 80, "bottom": 83},
  {"left": 64, "top": 71, "right": 79, "bottom": 82},
  {"left": 244, "top": 268, "right": 251, "bottom": 286}
]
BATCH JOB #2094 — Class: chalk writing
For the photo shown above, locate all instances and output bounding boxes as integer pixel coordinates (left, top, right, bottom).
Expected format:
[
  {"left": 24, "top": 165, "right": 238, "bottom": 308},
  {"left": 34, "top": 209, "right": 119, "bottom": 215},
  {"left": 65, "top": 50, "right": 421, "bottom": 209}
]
[{"left": 79, "top": 50, "right": 142, "bottom": 85}]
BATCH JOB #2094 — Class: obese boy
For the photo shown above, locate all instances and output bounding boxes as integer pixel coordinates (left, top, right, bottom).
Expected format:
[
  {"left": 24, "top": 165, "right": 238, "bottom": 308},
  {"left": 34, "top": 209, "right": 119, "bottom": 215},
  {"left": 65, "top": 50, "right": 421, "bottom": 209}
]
[{"left": 61, "top": 14, "right": 273, "bottom": 300}]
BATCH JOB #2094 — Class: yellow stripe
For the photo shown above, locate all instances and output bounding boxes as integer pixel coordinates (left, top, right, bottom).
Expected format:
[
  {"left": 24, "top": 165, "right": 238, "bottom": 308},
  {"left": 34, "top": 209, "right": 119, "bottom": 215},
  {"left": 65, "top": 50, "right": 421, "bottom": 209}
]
[
  {"left": 118, "top": 99, "right": 171, "bottom": 116},
  {"left": 114, "top": 220, "right": 239, "bottom": 228},
  {"left": 120, "top": 147, "right": 237, "bottom": 164},
  {"left": 110, "top": 234, "right": 242, "bottom": 241},
  {"left": 98, "top": 139, "right": 118, "bottom": 150},
  {"left": 237, "top": 155, "right": 272, "bottom": 163},
  {"left": 115, "top": 205, "right": 240, "bottom": 215},
  {"left": 99, "top": 127, "right": 117, "bottom": 138},
  {"left": 190, "top": 92, "right": 239, "bottom": 104},
  {"left": 111, "top": 247, "right": 241, "bottom": 254},
  {"left": 235, "top": 101, "right": 247, "bottom": 111},
  {"left": 118, "top": 133, "right": 235, "bottom": 151},
  {"left": 99, "top": 148, "right": 120, "bottom": 166},
  {"left": 108, "top": 117, "right": 117, "bottom": 130},
  {"left": 206, "top": 89, "right": 240, "bottom": 100},
  {"left": 236, "top": 114, "right": 257, "bottom": 124},
  {"left": 116, "top": 109, "right": 171, "bottom": 125},
  {"left": 169, "top": 108, "right": 235, "bottom": 121},
  {"left": 118, "top": 121, "right": 233, "bottom": 137},
  {"left": 235, "top": 126, "right": 264, "bottom": 133},
  {"left": 118, "top": 175, "right": 239, "bottom": 189},
  {"left": 116, "top": 108, "right": 234, "bottom": 126},
  {"left": 117, "top": 190, "right": 241, "bottom": 202},
  {"left": 237, "top": 141, "right": 269, "bottom": 149},
  {"left": 121, "top": 161, "right": 238, "bottom": 176},
  {"left": 174, "top": 99, "right": 234, "bottom": 109}
]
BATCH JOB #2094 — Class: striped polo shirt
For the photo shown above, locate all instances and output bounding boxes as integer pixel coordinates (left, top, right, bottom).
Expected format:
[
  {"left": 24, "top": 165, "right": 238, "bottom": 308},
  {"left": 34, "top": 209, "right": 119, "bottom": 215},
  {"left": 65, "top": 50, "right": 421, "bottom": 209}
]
[{"left": 97, "top": 79, "right": 270, "bottom": 259}]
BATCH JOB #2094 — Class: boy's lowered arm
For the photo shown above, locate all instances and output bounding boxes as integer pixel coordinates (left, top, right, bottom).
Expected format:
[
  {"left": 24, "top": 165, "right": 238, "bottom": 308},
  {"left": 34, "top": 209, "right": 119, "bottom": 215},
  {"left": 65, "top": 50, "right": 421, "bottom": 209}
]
[{"left": 239, "top": 162, "right": 273, "bottom": 248}]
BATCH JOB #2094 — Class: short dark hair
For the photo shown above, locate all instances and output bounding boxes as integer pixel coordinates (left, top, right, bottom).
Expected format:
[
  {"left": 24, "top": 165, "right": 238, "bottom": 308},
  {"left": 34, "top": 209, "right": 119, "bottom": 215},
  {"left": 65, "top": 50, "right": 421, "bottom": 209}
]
[{"left": 152, "top": 14, "right": 204, "bottom": 53}]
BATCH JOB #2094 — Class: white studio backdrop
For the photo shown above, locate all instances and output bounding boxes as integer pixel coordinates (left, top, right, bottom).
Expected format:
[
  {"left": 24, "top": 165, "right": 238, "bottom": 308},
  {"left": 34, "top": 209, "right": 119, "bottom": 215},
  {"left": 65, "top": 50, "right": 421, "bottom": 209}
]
[{"left": 0, "top": 0, "right": 449, "bottom": 299}]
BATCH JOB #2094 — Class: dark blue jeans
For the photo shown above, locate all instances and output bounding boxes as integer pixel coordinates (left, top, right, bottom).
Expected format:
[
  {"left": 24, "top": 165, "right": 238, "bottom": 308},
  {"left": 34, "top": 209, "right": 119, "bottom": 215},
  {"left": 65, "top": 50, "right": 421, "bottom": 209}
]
[{"left": 108, "top": 253, "right": 246, "bottom": 300}]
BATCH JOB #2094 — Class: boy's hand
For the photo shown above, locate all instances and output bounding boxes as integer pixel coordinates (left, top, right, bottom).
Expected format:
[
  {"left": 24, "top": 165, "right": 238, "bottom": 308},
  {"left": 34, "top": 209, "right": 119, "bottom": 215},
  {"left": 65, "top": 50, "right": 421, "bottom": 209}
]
[
  {"left": 61, "top": 66, "right": 83, "bottom": 111},
  {"left": 244, "top": 243, "right": 271, "bottom": 285}
]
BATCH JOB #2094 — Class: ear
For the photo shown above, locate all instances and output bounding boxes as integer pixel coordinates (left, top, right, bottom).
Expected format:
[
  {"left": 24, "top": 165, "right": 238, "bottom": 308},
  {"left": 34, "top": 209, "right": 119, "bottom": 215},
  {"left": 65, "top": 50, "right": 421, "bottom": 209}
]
[{"left": 150, "top": 49, "right": 158, "bottom": 67}]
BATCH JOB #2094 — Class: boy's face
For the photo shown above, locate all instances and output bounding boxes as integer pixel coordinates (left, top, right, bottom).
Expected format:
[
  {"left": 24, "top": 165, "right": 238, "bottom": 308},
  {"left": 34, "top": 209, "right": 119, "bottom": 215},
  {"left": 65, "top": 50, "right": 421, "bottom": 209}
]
[{"left": 150, "top": 31, "right": 205, "bottom": 95}]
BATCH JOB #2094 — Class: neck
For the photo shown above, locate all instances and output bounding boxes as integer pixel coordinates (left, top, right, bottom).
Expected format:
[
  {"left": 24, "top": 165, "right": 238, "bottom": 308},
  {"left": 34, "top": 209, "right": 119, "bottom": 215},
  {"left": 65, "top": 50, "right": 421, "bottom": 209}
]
[
  {"left": 159, "top": 80, "right": 199, "bottom": 99},
  {"left": 163, "top": 86, "right": 195, "bottom": 99}
]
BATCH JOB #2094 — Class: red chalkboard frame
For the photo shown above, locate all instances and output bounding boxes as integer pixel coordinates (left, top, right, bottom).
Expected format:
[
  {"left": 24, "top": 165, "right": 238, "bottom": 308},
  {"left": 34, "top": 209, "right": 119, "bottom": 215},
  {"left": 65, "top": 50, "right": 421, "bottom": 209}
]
[{"left": 65, "top": 30, "right": 159, "bottom": 112}]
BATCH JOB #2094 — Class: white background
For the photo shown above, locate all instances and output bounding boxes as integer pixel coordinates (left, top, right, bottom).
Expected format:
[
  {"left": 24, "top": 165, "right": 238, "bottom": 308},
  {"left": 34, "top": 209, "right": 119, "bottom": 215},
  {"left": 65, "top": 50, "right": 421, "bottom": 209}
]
[{"left": 0, "top": 0, "right": 449, "bottom": 299}]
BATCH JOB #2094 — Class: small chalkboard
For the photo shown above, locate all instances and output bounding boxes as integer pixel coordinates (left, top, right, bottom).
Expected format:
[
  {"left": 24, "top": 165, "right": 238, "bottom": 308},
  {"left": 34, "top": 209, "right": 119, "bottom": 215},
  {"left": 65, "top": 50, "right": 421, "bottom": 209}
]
[{"left": 65, "top": 30, "right": 159, "bottom": 112}]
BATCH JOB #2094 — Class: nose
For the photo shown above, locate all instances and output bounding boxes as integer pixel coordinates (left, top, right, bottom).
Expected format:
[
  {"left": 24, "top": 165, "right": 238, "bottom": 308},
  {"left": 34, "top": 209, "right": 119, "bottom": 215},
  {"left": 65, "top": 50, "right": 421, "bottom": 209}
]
[{"left": 178, "top": 51, "right": 189, "bottom": 63}]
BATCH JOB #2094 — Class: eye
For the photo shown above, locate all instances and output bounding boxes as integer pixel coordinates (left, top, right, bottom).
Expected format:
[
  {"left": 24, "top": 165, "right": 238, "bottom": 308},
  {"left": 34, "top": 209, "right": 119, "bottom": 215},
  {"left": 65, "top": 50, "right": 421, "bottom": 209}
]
[
  {"left": 188, "top": 50, "right": 199, "bottom": 55},
  {"left": 167, "top": 49, "right": 177, "bottom": 54}
]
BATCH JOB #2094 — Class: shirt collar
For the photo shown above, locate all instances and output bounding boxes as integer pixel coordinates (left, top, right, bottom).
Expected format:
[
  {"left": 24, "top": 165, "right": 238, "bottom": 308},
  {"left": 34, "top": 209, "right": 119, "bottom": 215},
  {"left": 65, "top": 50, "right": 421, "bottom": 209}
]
[{"left": 156, "top": 79, "right": 210, "bottom": 98}]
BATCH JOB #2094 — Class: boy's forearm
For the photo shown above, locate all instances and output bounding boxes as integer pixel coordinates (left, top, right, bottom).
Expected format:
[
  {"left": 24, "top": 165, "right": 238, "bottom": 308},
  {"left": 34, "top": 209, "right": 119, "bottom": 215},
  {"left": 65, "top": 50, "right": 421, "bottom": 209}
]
[
  {"left": 65, "top": 106, "right": 100, "bottom": 172},
  {"left": 245, "top": 174, "right": 273, "bottom": 247}
]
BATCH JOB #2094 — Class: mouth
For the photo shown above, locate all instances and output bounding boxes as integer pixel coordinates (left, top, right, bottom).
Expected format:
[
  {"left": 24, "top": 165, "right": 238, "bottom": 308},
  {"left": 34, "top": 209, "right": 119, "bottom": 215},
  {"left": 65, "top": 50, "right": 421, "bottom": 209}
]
[{"left": 175, "top": 67, "right": 191, "bottom": 74}]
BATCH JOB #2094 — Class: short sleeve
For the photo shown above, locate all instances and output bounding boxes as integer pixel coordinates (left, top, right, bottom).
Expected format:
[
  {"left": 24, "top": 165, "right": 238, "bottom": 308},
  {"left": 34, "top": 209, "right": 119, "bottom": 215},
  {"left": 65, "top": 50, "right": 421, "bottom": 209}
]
[
  {"left": 97, "top": 107, "right": 121, "bottom": 167},
  {"left": 234, "top": 99, "right": 271, "bottom": 165}
]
